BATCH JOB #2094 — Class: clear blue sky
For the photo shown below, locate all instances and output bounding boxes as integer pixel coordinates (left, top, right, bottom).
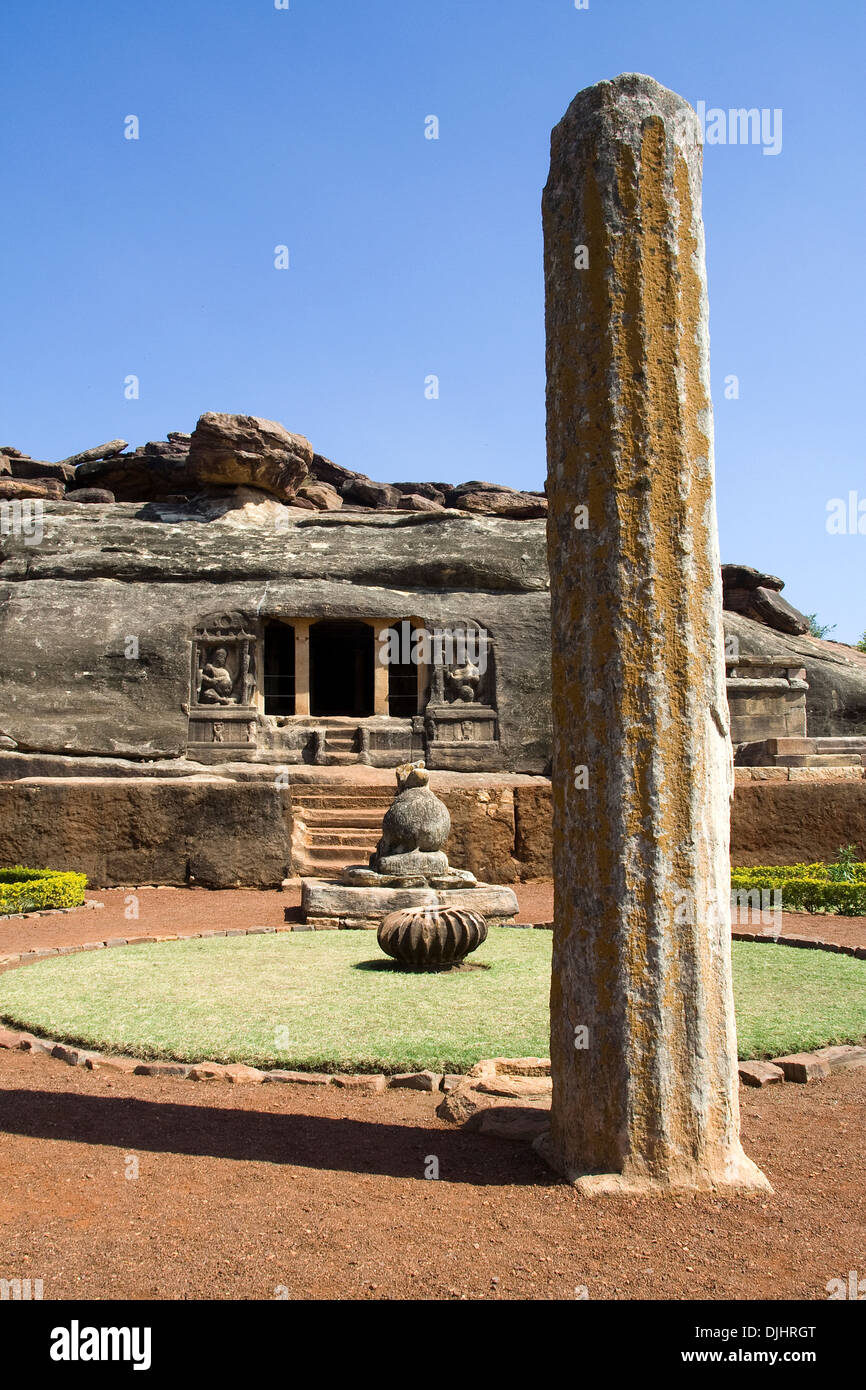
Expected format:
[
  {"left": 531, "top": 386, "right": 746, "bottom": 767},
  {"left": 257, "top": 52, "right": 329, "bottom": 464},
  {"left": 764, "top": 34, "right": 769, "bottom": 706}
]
[{"left": 1, "top": 0, "right": 863, "bottom": 639}]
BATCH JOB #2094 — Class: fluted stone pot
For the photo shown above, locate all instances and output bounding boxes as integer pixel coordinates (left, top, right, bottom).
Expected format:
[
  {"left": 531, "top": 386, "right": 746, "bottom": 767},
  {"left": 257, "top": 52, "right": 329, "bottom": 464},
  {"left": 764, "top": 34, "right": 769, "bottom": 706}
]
[{"left": 377, "top": 906, "right": 488, "bottom": 971}]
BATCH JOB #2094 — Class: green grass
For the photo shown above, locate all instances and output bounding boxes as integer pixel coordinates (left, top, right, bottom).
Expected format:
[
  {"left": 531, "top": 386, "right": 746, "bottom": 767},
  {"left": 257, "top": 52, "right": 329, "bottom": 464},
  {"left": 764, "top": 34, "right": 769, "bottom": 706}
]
[{"left": 0, "top": 933, "right": 864, "bottom": 1071}]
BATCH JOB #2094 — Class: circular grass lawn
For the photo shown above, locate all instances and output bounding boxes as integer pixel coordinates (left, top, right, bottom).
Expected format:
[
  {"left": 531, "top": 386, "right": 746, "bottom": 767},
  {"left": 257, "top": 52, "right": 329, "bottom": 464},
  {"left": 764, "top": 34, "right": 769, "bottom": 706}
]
[{"left": 0, "top": 932, "right": 864, "bottom": 1073}]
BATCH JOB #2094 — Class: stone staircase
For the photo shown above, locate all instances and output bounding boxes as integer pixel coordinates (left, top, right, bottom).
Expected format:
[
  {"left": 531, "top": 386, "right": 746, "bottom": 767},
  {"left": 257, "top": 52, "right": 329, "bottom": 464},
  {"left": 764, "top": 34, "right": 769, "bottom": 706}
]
[
  {"left": 740, "top": 736, "right": 866, "bottom": 769},
  {"left": 290, "top": 783, "right": 394, "bottom": 876},
  {"left": 322, "top": 727, "right": 361, "bottom": 764}
]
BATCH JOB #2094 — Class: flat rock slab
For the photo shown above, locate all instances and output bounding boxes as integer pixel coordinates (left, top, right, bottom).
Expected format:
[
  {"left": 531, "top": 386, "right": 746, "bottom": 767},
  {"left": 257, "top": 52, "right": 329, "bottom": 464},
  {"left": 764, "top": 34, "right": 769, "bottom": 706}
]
[
  {"left": 470, "top": 1106, "right": 552, "bottom": 1141},
  {"left": 331, "top": 1074, "right": 387, "bottom": 1094},
  {"left": 772, "top": 1053, "right": 832, "bottom": 1083},
  {"left": 86, "top": 1056, "right": 139, "bottom": 1075},
  {"left": 812, "top": 1045, "right": 866, "bottom": 1073},
  {"left": 301, "top": 879, "right": 519, "bottom": 923},
  {"left": 437, "top": 1085, "right": 550, "bottom": 1127},
  {"left": 738, "top": 1061, "right": 785, "bottom": 1088},
  {"left": 388, "top": 1070, "right": 442, "bottom": 1091},
  {"left": 474, "top": 1076, "right": 552, "bottom": 1100},
  {"left": 261, "top": 1070, "right": 334, "bottom": 1085}
]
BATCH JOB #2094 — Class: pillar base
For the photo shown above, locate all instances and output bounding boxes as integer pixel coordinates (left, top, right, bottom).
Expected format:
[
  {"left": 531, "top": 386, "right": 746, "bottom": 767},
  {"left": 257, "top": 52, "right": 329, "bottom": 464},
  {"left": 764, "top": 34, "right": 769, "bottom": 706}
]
[{"left": 532, "top": 1133, "right": 773, "bottom": 1196}]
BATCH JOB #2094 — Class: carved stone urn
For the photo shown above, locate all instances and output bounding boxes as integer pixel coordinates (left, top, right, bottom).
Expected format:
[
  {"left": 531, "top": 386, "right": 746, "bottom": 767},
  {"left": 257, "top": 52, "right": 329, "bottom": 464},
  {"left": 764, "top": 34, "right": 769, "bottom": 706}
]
[{"left": 377, "top": 906, "right": 488, "bottom": 971}]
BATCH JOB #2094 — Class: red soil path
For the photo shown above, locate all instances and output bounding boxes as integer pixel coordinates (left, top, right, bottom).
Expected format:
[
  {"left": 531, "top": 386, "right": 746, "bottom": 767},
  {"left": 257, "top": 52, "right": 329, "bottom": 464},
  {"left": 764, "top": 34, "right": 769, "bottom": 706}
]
[
  {"left": 1, "top": 883, "right": 864, "bottom": 1301},
  {"left": 1, "top": 882, "right": 864, "bottom": 957}
]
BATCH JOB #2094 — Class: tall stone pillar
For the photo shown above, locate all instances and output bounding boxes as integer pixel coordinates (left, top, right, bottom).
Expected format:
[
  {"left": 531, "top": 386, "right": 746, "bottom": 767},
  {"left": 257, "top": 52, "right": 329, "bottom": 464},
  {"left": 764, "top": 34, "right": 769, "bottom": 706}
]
[
  {"left": 542, "top": 74, "right": 770, "bottom": 1194},
  {"left": 372, "top": 623, "right": 391, "bottom": 716},
  {"left": 294, "top": 620, "right": 311, "bottom": 716}
]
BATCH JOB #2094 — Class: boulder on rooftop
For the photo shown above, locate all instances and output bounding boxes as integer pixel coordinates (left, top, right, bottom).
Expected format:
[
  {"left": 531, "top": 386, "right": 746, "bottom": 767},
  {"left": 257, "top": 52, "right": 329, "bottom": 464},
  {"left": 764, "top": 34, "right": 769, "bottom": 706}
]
[
  {"left": 76, "top": 452, "right": 192, "bottom": 502},
  {"left": 722, "top": 563, "right": 785, "bottom": 593},
  {"left": 724, "top": 585, "right": 810, "bottom": 636},
  {"left": 397, "top": 493, "right": 444, "bottom": 512},
  {"left": 296, "top": 479, "right": 343, "bottom": 511},
  {"left": 186, "top": 413, "right": 312, "bottom": 502},
  {"left": 0, "top": 478, "right": 64, "bottom": 501},
  {"left": 64, "top": 487, "right": 116, "bottom": 504},
  {"left": 450, "top": 486, "right": 547, "bottom": 519},
  {"left": 57, "top": 440, "right": 128, "bottom": 468},
  {"left": 341, "top": 478, "right": 401, "bottom": 509},
  {"left": 392, "top": 481, "right": 449, "bottom": 504},
  {"left": 9, "top": 459, "right": 76, "bottom": 483},
  {"left": 310, "top": 454, "right": 367, "bottom": 491}
]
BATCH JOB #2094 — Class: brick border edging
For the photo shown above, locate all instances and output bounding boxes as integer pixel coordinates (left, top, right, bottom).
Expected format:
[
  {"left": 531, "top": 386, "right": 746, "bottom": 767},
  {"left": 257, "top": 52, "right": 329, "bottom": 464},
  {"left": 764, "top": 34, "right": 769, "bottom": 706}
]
[
  {"left": 0, "top": 924, "right": 864, "bottom": 1092},
  {"left": 731, "top": 927, "right": 866, "bottom": 959}
]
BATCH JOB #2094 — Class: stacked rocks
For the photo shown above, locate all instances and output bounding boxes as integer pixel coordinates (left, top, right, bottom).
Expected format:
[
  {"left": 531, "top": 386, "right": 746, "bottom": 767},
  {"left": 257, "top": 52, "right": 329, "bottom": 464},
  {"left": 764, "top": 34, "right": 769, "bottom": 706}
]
[
  {"left": 1, "top": 412, "right": 546, "bottom": 516},
  {"left": 722, "top": 563, "right": 810, "bottom": 636}
]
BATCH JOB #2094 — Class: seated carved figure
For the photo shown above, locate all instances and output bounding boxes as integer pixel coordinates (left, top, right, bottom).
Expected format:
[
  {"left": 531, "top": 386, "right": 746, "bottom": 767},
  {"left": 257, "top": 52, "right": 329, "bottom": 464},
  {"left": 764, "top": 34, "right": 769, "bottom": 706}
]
[
  {"left": 445, "top": 659, "right": 480, "bottom": 703},
  {"left": 198, "top": 647, "right": 236, "bottom": 705},
  {"left": 371, "top": 760, "right": 452, "bottom": 877}
]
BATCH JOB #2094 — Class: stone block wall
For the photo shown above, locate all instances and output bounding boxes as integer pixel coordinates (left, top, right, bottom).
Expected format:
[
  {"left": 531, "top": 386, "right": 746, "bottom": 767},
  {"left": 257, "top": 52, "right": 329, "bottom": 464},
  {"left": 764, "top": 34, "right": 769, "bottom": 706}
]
[
  {"left": 1, "top": 774, "right": 864, "bottom": 886},
  {"left": 0, "top": 779, "right": 292, "bottom": 889}
]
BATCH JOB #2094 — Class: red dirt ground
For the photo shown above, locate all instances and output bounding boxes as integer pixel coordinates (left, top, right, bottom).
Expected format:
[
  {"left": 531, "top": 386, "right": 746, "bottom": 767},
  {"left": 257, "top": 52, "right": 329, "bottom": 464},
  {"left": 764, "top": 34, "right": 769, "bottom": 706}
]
[
  {"left": 0, "top": 884, "right": 864, "bottom": 1301},
  {"left": 0, "top": 1046, "right": 864, "bottom": 1301},
  {"left": 1, "top": 881, "right": 864, "bottom": 957}
]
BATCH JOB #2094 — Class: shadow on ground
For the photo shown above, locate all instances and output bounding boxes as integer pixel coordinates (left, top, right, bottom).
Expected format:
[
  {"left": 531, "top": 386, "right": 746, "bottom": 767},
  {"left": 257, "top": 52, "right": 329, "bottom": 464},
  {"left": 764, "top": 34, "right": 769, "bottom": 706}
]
[{"left": 0, "top": 1088, "right": 556, "bottom": 1187}]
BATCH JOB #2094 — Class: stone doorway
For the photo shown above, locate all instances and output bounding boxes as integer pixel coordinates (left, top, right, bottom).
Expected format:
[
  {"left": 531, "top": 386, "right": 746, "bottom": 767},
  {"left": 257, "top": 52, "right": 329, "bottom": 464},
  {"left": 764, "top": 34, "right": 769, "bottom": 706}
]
[
  {"left": 263, "top": 621, "right": 295, "bottom": 716},
  {"left": 310, "top": 621, "right": 374, "bottom": 717}
]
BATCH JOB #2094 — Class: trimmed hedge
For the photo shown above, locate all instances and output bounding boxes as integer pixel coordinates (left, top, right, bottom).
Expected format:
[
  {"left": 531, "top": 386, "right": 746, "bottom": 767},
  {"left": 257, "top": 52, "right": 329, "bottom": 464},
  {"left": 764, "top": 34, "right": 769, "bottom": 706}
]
[
  {"left": 731, "top": 862, "right": 866, "bottom": 916},
  {"left": 0, "top": 867, "right": 88, "bottom": 916},
  {"left": 731, "top": 862, "right": 866, "bottom": 885}
]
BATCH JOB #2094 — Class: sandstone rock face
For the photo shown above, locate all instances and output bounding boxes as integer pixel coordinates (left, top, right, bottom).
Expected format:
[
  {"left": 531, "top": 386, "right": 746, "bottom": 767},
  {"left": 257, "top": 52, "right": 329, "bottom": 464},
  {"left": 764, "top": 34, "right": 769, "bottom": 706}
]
[
  {"left": 0, "top": 778, "right": 292, "bottom": 887},
  {"left": 186, "top": 413, "right": 312, "bottom": 501},
  {"left": 0, "top": 506, "right": 551, "bottom": 769},
  {"left": 64, "top": 488, "right": 116, "bottom": 504},
  {"left": 725, "top": 611, "right": 866, "bottom": 736},
  {"left": 731, "top": 780, "right": 866, "bottom": 865},
  {"left": 543, "top": 74, "right": 768, "bottom": 1193}
]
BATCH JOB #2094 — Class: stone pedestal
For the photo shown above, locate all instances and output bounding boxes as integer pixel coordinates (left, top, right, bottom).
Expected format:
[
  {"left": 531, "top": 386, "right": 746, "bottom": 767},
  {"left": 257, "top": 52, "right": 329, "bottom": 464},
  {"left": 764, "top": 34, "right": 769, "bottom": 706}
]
[
  {"left": 300, "top": 878, "right": 519, "bottom": 931},
  {"left": 542, "top": 74, "right": 770, "bottom": 1194}
]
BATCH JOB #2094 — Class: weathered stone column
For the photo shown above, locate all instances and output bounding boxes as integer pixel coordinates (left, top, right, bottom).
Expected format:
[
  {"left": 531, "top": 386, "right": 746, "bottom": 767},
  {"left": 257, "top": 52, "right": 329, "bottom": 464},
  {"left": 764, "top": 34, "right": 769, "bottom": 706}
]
[
  {"left": 372, "top": 622, "right": 391, "bottom": 716},
  {"left": 294, "top": 620, "right": 311, "bottom": 716},
  {"left": 542, "top": 73, "right": 770, "bottom": 1194}
]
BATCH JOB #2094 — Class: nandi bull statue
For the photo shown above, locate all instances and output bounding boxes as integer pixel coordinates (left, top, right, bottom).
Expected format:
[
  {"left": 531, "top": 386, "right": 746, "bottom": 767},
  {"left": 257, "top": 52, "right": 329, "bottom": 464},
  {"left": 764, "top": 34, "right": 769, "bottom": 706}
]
[
  {"left": 369, "top": 759, "right": 454, "bottom": 879},
  {"left": 343, "top": 759, "right": 476, "bottom": 888},
  {"left": 300, "top": 758, "right": 520, "bottom": 929}
]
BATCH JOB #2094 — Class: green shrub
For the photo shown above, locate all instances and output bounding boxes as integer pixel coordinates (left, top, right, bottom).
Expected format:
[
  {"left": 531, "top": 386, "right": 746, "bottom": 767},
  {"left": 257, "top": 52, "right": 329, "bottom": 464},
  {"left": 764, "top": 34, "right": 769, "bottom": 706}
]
[
  {"left": 731, "top": 861, "right": 866, "bottom": 916},
  {"left": 0, "top": 867, "right": 87, "bottom": 916}
]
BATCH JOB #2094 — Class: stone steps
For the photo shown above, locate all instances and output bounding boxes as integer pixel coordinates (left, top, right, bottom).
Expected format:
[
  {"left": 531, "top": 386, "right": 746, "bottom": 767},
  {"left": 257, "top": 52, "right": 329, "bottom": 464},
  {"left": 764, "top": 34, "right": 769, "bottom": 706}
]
[
  {"left": 302, "top": 807, "right": 384, "bottom": 829},
  {"left": 291, "top": 783, "right": 388, "bottom": 876},
  {"left": 305, "top": 830, "right": 379, "bottom": 849}
]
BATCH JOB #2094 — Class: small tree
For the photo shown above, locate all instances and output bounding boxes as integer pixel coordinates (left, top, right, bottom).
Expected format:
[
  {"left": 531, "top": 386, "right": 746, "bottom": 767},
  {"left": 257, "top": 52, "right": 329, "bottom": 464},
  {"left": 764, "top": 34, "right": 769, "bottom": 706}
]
[
  {"left": 805, "top": 613, "right": 837, "bottom": 640},
  {"left": 856, "top": 632, "right": 866, "bottom": 654}
]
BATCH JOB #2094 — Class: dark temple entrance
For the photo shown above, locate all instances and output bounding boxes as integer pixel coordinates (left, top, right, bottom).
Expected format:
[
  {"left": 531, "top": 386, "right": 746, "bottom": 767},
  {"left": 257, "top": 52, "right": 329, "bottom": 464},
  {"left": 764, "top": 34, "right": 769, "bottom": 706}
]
[
  {"left": 263, "top": 621, "right": 296, "bottom": 716},
  {"left": 310, "top": 621, "right": 374, "bottom": 717}
]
